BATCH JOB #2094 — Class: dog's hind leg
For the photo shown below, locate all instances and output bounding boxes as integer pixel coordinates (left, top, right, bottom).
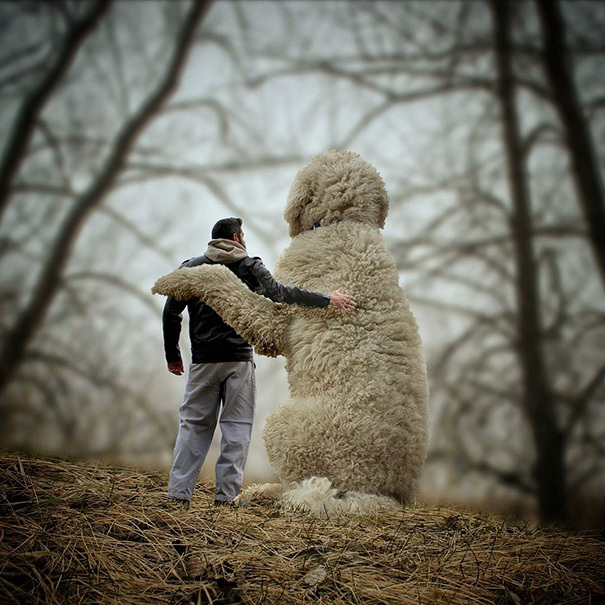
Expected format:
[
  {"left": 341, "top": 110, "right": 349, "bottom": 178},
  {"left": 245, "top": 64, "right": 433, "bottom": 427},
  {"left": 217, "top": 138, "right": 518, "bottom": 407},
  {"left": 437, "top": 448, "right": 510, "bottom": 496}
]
[{"left": 262, "top": 396, "right": 365, "bottom": 490}]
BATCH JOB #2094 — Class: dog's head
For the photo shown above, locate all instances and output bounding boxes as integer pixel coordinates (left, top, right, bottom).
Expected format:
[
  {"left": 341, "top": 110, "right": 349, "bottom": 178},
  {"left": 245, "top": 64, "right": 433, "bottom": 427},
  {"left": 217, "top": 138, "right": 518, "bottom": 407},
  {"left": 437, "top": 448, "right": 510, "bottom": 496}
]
[{"left": 284, "top": 150, "right": 389, "bottom": 237}]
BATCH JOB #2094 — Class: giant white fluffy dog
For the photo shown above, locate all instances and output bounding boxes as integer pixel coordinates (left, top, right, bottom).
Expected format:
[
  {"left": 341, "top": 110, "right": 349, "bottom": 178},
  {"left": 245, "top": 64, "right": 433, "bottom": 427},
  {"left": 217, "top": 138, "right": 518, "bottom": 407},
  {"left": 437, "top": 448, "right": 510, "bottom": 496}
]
[{"left": 152, "top": 150, "right": 429, "bottom": 515}]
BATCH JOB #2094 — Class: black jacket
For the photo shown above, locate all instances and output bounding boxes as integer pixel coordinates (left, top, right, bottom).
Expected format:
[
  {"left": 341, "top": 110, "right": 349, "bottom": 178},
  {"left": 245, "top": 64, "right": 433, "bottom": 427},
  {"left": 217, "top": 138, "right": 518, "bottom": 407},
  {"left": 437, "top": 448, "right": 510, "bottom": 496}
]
[{"left": 162, "top": 254, "right": 330, "bottom": 363}]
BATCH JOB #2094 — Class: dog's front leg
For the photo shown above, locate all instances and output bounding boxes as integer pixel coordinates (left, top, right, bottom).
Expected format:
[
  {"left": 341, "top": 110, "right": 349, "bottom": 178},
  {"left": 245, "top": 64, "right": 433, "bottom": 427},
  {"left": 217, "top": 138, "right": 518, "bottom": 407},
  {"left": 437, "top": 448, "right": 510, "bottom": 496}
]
[{"left": 152, "top": 264, "right": 289, "bottom": 358}]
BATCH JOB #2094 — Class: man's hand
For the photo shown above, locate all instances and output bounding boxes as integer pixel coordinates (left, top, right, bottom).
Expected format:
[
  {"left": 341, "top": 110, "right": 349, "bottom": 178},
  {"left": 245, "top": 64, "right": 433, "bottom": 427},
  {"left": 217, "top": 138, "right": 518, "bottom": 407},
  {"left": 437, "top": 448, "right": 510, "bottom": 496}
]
[
  {"left": 329, "top": 288, "right": 356, "bottom": 311},
  {"left": 168, "top": 361, "right": 184, "bottom": 376}
]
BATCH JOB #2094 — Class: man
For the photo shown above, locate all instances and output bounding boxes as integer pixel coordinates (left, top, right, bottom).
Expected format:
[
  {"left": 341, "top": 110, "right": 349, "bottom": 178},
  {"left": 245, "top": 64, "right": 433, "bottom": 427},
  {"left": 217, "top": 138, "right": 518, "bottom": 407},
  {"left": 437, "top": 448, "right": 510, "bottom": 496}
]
[{"left": 162, "top": 217, "right": 355, "bottom": 506}]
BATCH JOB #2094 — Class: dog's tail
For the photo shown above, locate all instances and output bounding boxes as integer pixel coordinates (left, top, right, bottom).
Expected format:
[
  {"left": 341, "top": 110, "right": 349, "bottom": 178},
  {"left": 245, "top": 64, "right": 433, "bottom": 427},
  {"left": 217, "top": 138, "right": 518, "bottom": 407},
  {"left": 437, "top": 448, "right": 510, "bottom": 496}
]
[{"left": 280, "top": 477, "right": 399, "bottom": 517}]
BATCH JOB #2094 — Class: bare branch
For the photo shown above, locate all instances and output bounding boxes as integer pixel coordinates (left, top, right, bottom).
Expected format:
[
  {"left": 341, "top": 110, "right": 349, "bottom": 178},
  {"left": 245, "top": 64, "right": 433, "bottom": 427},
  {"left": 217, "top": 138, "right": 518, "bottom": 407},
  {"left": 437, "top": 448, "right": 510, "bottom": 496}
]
[
  {"left": 8, "top": 374, "right": 73, "bottom": 437},
  {"left": 569, "top": 456, "right": 605, "bottom": 492},
  {"left": 468, "top": 460, "right": 535, "bottom": 494},
  {"left": 96, "top": 206, "right": 174, "bottom": 262},
  {"left": 0, "top": 0, "right": 111, "bottom": 224},
  {"left": 35, "top": 117, "right": 72, "bottom": 192},
  {"left": 566, "top": 361, "right": 605, "bottom": 434},
  {"left": 24, "top": 349, "right": 174, "bottom": 444},
  {"left": 522, "top": 122, "right": 564, "bottom": 159},
  {"left": 535, "top": 0, "right": 605, "bottom": 292},
  {"left": 124, "top": 155, "right": 306, "bottom": 176},
  {"left": 120, "top": 161, "right": 286, "bottom": 249},
  {"left": 428, "top": 450, "right": 535, "bottom": 494},
  {"left": 0, "top": 0, "right": 210, "bottom": 397},
  {"left": 63, "top": 271, "right": 163, "bottom": 316}
]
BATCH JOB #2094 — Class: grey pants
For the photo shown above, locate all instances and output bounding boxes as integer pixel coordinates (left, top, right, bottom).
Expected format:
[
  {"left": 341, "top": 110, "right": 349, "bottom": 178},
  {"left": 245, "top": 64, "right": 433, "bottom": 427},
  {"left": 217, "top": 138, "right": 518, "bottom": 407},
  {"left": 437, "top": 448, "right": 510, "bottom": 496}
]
[{"left": 168, "top": 361, "right": 256, "bottom": 501}]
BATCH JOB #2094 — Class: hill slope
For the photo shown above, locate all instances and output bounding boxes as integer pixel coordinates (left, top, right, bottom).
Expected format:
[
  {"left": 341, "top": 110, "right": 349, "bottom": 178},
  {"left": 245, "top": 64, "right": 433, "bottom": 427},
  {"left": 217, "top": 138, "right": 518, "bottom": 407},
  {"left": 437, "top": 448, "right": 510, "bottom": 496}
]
[{"left": 0, "top": 451, "right": 603, "bottom": 604}]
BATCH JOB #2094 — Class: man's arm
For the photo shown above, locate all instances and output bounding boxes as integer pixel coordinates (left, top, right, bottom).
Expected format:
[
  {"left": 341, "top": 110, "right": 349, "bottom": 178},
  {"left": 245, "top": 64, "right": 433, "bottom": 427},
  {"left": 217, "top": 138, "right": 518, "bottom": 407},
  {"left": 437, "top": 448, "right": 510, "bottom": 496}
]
[
  {"left": 250, "top": 259, "right": 355, "bottom": 309},
  {"left": 163, "top": 297, "right": 187, "bottom": 375}
]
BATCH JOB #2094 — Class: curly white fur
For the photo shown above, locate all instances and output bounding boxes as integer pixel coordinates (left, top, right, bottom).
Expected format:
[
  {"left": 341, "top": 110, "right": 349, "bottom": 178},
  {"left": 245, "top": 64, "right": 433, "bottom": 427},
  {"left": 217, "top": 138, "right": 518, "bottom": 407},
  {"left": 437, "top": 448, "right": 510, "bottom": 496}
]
[
  {"left": 153, "top": 150, "right": 429, "bottom": 516},
  {"left": 280, "top": 477, "right": 399, "bottom": 517}
]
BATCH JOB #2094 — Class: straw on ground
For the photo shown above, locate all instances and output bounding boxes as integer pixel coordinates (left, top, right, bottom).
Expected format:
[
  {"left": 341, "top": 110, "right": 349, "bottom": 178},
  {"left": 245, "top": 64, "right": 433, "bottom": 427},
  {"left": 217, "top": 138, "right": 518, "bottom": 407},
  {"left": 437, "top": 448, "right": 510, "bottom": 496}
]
[{"left": 1, "top": 451, "right": 603, "bottom": 604}]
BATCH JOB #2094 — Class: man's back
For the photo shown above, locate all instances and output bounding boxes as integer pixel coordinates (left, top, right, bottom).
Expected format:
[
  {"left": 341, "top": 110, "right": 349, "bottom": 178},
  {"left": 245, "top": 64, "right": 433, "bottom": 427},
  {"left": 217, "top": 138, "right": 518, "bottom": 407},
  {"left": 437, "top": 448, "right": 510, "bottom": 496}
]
[
  {"left": 163, "top": 254, "right": 257, "bottom": 364},
  {"left": 176, "top": 255, "right": 259, "bottom": 363},
  {"left": 163, "top": 241, "right": 331, "bottom": 365}
]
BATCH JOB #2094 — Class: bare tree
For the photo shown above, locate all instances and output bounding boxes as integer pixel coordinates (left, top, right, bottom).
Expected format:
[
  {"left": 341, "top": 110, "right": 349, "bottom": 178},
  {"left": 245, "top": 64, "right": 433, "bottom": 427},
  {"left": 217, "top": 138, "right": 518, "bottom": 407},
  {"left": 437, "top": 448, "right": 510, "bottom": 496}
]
[
  {"left": 0, "top": 1, "right": 110, "bottom": 223},
  {"left": 490, "top": 0, "right": 566, "bottom": 522},
  {"left": 534, "top": 0, "right": 605, "bottom": 291},
  {"left": 1, "top": 0, "right": 602, "bottom": 512},
  {"left": 0, "top": 0, "right": 211, "bottom": 398},
  {"left": 252, "top": 0, "right": 602, "bottom": 521}
]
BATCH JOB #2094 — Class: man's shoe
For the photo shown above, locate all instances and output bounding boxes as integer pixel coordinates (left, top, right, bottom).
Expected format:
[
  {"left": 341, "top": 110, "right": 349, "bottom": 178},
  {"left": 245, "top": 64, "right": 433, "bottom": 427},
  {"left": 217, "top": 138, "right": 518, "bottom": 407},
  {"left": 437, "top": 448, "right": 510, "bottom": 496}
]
[
  {"left": 214, "top": 499, "right": 235, "bottom": 508},
  {"left": 166, "top": 496, "right": 190, "bottom": 509}
]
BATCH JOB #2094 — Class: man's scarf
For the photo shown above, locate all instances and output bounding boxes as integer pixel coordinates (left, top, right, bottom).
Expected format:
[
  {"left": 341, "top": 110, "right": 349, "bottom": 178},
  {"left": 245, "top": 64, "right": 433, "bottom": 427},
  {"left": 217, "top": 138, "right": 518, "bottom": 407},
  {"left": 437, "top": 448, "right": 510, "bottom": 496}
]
[{"left": 204, "top": 238, "right": 248, "bottom": 263}]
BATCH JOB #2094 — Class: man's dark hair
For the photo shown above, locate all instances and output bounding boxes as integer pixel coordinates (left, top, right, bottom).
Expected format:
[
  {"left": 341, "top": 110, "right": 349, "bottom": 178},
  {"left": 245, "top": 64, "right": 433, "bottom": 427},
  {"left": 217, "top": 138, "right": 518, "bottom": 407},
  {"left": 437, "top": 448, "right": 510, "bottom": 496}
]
[{"left": 212, "top": 217, "right": 243, "bottom": 240}]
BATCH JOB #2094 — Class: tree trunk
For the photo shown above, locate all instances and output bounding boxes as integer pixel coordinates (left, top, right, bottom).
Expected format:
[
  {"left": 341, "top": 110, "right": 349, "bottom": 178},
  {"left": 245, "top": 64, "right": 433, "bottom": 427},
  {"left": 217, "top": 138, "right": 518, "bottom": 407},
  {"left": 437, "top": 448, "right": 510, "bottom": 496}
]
[
  {"left": 490, "top": 0, "right": 568, "bottom": 524},
  {"left": 0, "top": 0, "right": 212, "bottom": 397},
  {"left": 0, "top": 1, "right": 111, "bottom": 224},
  {"left": 534, "top": 0, "right": 605, "bottom": 292}
]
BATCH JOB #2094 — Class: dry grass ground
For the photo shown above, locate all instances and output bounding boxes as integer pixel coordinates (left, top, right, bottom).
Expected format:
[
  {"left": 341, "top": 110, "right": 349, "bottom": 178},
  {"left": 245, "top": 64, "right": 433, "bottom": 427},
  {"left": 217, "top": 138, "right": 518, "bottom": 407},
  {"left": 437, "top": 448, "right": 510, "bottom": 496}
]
[{"left": 0, "top": 450, "right": 604, "bottom": 604}]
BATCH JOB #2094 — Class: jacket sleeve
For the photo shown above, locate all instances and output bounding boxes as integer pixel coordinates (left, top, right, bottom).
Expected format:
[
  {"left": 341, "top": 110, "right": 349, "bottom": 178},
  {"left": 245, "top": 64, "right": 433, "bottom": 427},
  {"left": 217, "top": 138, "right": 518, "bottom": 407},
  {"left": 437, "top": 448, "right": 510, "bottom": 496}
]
[
  {"left": 250, "top": 258, "right": 331, "bottom": 308},
  {"left": 162, "top": 297, "right": 187, "bottom": 363}
]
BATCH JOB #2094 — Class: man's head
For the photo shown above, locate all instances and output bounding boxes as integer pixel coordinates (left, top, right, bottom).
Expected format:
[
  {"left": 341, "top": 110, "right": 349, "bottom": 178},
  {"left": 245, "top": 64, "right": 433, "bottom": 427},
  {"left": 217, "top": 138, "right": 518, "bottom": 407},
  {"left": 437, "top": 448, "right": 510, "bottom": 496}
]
[{"left": 212, "top": 217, "right": 245, "bottom": 245}]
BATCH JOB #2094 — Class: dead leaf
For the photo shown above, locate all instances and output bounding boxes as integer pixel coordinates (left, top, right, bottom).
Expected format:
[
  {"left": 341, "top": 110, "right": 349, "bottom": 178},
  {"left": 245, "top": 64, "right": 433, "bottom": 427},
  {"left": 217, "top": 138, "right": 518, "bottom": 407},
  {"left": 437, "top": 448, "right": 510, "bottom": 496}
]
[
  {"left": 303, "top": 566, "right": 327, "bottom": 586},
  {"left": 184, "top": 555, "right": 206, "bottom": 579}
]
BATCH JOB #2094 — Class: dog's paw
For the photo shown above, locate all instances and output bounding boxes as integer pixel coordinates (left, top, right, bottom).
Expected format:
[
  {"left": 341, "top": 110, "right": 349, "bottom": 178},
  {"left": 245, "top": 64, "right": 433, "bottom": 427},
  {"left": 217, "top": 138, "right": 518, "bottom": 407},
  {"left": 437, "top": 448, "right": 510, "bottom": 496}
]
[
  {"left": 151, "top": 268, "right": 194, "bottom": 299},
  {"left": 236, "top": 483, "right": 284, "bottom": 507},
  {"left": 152, "top": 264, "right": 234, "bottom": 300}
]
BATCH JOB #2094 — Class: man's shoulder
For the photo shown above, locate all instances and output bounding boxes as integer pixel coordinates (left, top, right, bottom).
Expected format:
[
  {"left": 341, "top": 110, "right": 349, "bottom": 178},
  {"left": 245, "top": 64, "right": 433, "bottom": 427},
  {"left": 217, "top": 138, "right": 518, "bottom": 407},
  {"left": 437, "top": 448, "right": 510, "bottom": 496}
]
[
  {"left": 245, "top": 255, "right": 263, "bottom": 263},
  {"left": 238, "top": 255, "right": 264, "bottom": 270},
  {"left": 180, "top": 255, "right": 211, "bottom": 268},
  {"left": 231, "top": 256, "right": 267, "bottom": 291},
  {"left": 178, "top": 254, "right": 264, "bottom": 276}
]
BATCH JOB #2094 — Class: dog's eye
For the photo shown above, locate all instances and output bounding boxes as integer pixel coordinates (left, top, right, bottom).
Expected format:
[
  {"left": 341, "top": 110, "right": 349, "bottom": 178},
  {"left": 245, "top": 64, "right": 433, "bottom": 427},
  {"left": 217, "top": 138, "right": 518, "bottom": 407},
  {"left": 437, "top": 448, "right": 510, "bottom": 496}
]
[{"left": 310, "top": 221, "right": 321, "bottom": 231}]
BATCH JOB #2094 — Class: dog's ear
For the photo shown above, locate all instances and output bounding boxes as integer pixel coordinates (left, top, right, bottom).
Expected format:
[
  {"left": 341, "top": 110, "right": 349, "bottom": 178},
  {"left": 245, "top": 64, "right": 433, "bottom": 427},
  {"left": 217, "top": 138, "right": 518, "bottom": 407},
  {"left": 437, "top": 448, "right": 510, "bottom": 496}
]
[{"left": 284, "top": 178, "right": 312, "bottom": 237}]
